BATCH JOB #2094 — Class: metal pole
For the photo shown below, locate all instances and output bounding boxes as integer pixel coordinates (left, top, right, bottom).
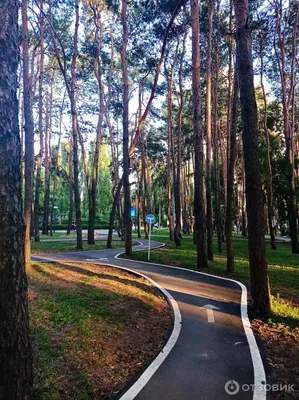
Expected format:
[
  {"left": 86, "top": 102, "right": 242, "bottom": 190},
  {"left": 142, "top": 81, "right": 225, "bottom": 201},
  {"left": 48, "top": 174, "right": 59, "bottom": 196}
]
[{"left": 148, "top": 224, "right": 151, "bottom": 260}]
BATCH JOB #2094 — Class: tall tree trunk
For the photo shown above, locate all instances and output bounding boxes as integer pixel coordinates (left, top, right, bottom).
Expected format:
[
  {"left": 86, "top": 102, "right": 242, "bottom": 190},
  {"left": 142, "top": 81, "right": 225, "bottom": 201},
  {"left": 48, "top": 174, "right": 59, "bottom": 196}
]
[
  {"left": 205, "top": 0, "right": 214, "bottom": 260},
  {"left": 167, "top": 134, "right": 173, "bottom": 241},
  {"left": 170, "top": 39, "right": 181, "bottom": 247},
  {"left": 182, "top": 164, "right": 188, "bottom": 234},
  {"left": 141, "top": 133, "right": 149, "bottom": 240},
  {"left": 225, "top": 0, "right": 234, "bottom": 208},
  {"left": 88, "top": 8, "right": 113, "bottom": 245},
  {"left": 20, "top": 89, "right": 25, "bottom": 195},
  {"left": 121, "top": 0, "right": 132, "bottom": 255},
  {"left": 67, "top": 136, "right": 74, "bottom": 235},
  {"left": 71, "top": 0, "right": 83, "bottom": 250},
  {"left": 241, "top": 159, "right": 247, "bottom": 236},
  {"left": 259, "top": 31, "right": 276, "bottom": 250},
  {"left": 0, "top": 1, "right": 33, "bottom": 395},
  {"left": 174, "top": 30, "right": 188, "bottom": 246},
  {"left": 136, "top": 159, "right": 142, "bottom": 239},
  {"left": 191, "top": 0, "right": 208, "bottom": 269},
  {"left": 22, "top": 0, "right": 35, "bottom": 270},
  {"left": 225, "top": 70, "right": 238, "bottom": 273},
  {"left": 42, "top": 87, "right": 51, "bottom": 235},
  {"left": 49, "top": 178, "right": 56, "bottom": 236},
  {"left": 107, "top": 180, "right": 122, "bottom": 249},
  {"left": 47, "top": 0, "right": 82, "bottom": 249},
  {"left": 212, "top": 0, "right": 222, "bottom": 253},
  {"left": 165, "top": 44, "right": 178, "bottom": 242},
  {"left": 106, "top": 112, "right": 121, "bottom": 243},
  {"left": 34, "top": 0, "right": 44, "bottom": 242},
  {"left": 274, "top": 5, "right": 298, "bottom": 253},
  {"left": 234, "top": 0, "right": 271, "bottom": 314},
  {"left": 49, "top": 96, "right": 64, "bottom": 237}
]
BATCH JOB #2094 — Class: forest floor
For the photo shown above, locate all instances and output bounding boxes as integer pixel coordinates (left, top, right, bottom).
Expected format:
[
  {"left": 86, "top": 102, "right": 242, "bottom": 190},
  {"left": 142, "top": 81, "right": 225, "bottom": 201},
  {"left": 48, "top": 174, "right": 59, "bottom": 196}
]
[
  {"left": 126, "top": 233, "right": 299, "bottom": 399},
  {"left": 28, "top": 262, "right": 172, "bottom": 400}
]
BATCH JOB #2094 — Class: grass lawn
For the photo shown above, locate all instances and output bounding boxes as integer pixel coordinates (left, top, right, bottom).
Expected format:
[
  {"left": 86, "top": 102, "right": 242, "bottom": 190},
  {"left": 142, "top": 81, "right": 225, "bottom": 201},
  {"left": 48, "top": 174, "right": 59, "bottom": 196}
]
[
  {"left": 37, "top": 231, "right": 118, "bottom": 241},
  {"left": 29, "top": 262, "right": 171, "bottom": 399},
  {"left": 31, "top": 240, "right": 136, "bottom": 253},
  {"left": 39, "top": 232, "right": 78, "bottom": 239}
]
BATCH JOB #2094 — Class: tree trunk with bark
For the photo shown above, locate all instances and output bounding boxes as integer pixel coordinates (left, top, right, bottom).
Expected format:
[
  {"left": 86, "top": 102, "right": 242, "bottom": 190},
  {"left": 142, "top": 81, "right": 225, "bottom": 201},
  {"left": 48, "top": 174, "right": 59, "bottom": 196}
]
[
  {"left": 225, "top": 0, "right": 234, "bottom": 209},
  {"left": 191, "top": 0, "right": 208, "bottom": 269},
  {"left": 234, "top": 0, "right": 271, "bottom": 314},
  {"left": 212, "top": 0, "right": 222, "bottom": 253},
  {"left": 107, "top": 180, "right": 123, "bottom": 249},
  {"left": 225, "top": 70, "right": 238, "bottom": 273},
  {"left": 0, "top": 1, "right": 33, "bottom": 396},
  {"left": 22, "top": 0, "right": 35, "bottom": 270},
  {"left": 205, "top": 0, "right": 214, "bottom": 260},
  {"left": 88, "top": 7, "right": 115, "bottom": 245},
  {"left": 47, "top": 0, "right": 82, "bottom": 249},
  {"left": 67, "top": 136, "right": 74, "bottom": 235},
  {"left": 165, "top": 43, "right": 179, "bottom": 242},
  {"left": 42, "top": 87, "right": 51, "bottom": 235},
  {"left": 121, "top": 0, "right": 132, "bottom": 255},
  {"left": 141, "top": 136, "right": 149, "bottom": 240},
  {"left": 274, "top": 4, "right": 298, "bottom": 253},
  {"left": 71, "top": 0, "right": 83, "bottom": 250},
  {"left": 174, "top": 29, "right": 188, "bottom": 246},
  {"left": 259, "top": 30, "right": 276, "bottom": 250},
  {"left": 34, "top": 0, "right": 44, "bottom": 242},
  {"left": 241, "top": 160, "right": 247, "bottom": 236}
]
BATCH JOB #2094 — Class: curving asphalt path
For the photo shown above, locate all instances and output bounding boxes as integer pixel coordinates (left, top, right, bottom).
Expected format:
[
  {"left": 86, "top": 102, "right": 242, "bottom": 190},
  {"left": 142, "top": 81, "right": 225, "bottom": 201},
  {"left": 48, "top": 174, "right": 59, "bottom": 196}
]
[{"left": 33, "top": 240, "right": 267, "bottom": 400}]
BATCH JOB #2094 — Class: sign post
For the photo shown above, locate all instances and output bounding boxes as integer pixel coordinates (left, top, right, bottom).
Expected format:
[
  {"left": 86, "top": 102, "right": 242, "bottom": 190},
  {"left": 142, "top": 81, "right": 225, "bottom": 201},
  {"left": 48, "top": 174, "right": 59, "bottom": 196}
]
[{"left": 146, "top": 214, "right": 156, "bottom": 260}]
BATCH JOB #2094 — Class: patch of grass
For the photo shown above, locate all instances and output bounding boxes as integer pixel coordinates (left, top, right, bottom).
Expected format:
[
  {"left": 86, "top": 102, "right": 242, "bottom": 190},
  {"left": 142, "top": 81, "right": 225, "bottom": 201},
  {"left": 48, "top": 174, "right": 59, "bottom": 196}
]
[
  {"left": 31, "top": 240, "right": 136, "bottom": 253},
  {"left": 29, "top": 262, "right": 171, "bottom": 399},
  {"left": 40, "top": 232, "right": 77, "bottom": 239}
]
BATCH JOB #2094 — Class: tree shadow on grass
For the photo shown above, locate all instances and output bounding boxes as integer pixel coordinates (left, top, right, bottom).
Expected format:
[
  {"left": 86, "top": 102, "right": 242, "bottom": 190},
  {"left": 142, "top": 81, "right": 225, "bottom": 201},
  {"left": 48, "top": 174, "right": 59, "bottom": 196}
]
[
  {"left": 29, "top": 263, "right": 171, "bottom": 400},
  {"left": 46, "top": 262, "right": 159, "bottom": 296},
  {"left": 30, "top": 262, "right": 164, "bottom": 328}
]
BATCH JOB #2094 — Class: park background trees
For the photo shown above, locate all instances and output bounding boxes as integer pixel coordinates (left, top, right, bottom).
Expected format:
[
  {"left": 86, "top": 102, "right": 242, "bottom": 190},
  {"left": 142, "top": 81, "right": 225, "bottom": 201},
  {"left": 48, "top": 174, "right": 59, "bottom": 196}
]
[
  {"left": 1, "top": 0, "right": 299, "bottom": 394},
  {"left": 16, "top": 0, "right": 299, "bottom": 315}
]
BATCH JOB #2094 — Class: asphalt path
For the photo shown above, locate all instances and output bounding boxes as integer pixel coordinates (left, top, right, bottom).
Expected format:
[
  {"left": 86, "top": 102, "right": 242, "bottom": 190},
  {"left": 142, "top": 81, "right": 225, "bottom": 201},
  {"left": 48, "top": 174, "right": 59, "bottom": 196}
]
[{"left": 32, "top": 240, "right": 267, "bottom": 400}]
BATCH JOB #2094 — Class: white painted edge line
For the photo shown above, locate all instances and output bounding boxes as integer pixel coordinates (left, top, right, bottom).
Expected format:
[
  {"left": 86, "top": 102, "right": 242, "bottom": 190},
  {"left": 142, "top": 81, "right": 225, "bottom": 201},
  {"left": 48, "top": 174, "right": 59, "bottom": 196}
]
[
  {"left": 101, "top": 260, "right": 182, "bottom": 400},
  {"left": 116, "top": 241, "right": 266, "bottom": 400}
]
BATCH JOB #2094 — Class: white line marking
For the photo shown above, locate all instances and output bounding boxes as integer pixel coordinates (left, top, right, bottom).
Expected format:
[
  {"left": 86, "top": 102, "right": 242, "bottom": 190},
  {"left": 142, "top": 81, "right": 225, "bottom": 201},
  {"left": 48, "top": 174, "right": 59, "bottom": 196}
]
[
  {"left": 201, "top": 304, "right": 220, "bottom": 323},
  {"left": 207, "top": 309, "right": 214, "bottom": 323},
  {"left": 115, "top": 242, "right": 267, "bottom": 400}
]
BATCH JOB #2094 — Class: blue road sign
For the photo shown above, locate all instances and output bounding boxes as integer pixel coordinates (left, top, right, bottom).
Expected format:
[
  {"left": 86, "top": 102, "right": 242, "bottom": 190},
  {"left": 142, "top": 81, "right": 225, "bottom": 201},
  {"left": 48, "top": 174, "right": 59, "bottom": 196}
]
[
  {"left": 146, "top": 214, "right": 156, "bottom": 224},
  {"left": 131, "top": 206, "right": 136, "bottom": 217}
]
